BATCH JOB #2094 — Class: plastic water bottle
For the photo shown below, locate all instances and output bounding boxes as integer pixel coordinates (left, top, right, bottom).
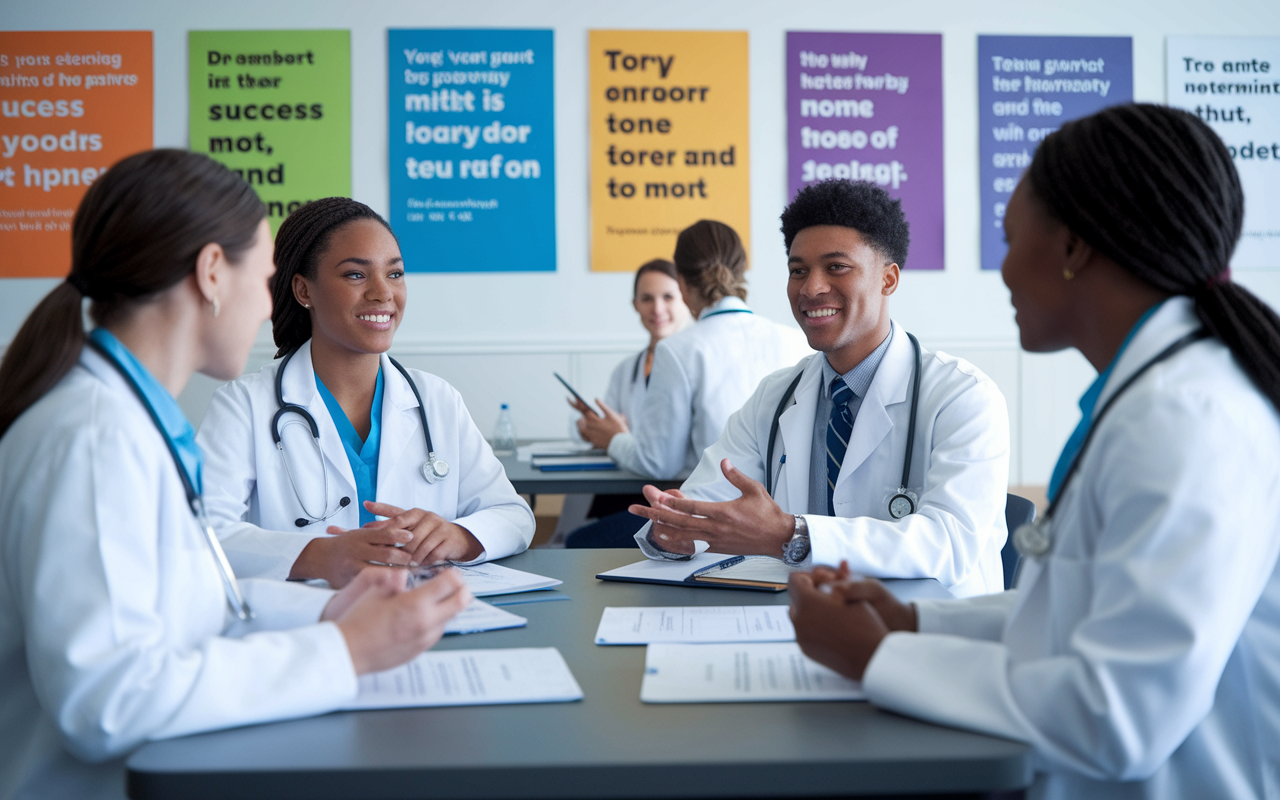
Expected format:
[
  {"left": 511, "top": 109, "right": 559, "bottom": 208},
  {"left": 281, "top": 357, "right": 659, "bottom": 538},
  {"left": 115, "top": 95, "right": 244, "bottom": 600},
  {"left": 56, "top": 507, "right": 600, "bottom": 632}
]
[{"left": 492, "top": 403, "right": 517, "bottom": 456}]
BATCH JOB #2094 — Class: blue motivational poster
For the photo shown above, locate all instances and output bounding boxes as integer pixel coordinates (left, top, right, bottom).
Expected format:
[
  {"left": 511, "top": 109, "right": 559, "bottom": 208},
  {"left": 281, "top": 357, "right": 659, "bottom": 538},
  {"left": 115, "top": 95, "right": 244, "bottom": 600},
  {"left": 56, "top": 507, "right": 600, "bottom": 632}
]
[
  {"left": 978, "top": 35, "right": 1132, "bottom": 270},
  {"left": 388, "top": 29, "right": 555, "bottom": 272}
]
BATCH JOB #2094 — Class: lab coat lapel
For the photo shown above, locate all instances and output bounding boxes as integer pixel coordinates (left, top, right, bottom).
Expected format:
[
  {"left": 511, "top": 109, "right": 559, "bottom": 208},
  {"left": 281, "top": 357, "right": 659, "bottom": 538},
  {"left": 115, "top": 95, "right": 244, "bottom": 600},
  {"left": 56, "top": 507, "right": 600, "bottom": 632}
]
[
  {"left": 836, "top": 323, "right": 910, "bottom": 491},
  {"left": 775, "top": 356, "right": 824, "bottom": 514},
  {"left": 285, "top": 341, "right": 357, "bottom": 494},
  {"left": 377, "top": 354, "right": 422, "bottom": 498}
]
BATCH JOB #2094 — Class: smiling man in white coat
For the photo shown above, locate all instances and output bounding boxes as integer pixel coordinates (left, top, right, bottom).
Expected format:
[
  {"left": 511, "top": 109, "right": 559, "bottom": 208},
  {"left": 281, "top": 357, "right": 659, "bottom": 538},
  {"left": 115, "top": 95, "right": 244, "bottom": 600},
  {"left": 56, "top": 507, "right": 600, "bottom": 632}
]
[{"left": 630, "top": 180, "right": 1010, "bottom": 597}]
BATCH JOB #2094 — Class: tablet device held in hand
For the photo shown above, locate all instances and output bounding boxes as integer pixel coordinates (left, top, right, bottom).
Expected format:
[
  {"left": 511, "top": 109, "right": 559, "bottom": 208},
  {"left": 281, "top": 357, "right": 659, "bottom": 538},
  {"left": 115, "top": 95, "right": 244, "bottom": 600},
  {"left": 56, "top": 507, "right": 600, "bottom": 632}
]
[{"left": 554, "top": 372, "right": 601, "bottom": 416}]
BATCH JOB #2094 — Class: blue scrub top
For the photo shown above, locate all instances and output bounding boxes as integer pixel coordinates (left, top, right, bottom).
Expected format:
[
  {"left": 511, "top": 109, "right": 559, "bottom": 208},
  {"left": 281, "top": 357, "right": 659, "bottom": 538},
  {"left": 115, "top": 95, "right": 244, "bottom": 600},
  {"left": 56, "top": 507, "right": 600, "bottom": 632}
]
[
  {"left": 89, "top": 328, "right": 204, "bottom": 495},
  {"left": 315, "top": 367, "right": 384, "bottom": 526}
]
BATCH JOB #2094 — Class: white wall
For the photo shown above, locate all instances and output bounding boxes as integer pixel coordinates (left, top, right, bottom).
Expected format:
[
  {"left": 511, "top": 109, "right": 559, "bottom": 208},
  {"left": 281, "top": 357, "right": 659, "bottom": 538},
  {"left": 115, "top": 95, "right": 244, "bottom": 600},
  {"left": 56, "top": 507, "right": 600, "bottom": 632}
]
[{"left": 5, "top": 0, "right": 1279, "bottom": 483}]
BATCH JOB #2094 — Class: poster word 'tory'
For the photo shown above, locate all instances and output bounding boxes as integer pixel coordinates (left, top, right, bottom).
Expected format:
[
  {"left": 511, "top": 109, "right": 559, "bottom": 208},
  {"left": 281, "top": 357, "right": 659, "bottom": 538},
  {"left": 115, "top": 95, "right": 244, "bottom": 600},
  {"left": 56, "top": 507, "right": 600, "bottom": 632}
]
[
  {"left": 589, "top": 30, "right": 750, "bottom": 273},
  {"left": 787, "top": 32, "right": 943, "bottom": 270},
  {"left": 389, "top": 28, "right": 555, "bottom": 273},
  {"left": 978, "top": 35, "right": 1132, "bottom": 270},
  {"left": 0, "top": 30, "right": 152, "bottom": 278}
]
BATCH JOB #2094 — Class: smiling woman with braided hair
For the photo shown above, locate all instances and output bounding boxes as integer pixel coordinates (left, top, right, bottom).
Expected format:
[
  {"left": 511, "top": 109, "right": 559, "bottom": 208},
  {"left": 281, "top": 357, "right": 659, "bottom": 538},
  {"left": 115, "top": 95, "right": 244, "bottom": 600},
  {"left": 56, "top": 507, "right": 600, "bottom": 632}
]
[{"left": 787, "top": 104, "right": 1280, "bottom": 799}]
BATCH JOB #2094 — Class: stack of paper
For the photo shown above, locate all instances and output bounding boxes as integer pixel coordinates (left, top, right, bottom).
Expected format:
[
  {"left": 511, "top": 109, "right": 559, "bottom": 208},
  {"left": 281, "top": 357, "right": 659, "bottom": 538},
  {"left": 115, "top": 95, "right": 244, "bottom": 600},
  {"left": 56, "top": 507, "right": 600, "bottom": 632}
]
[
  {"left": 455, "top": 562, "right": 563, "bottom": 596},
  {"left": 516, "top": 440, "right": 591, "bottom": 463},
  {"left": 344, "top": 648, "right": 584, "bottom": 709},
  {"left": 531, "top": 454, "right": 618, "bottom": 472},
  {"left": 594, "top": 606, "right": 795, "bottom": 644},
  {"left": 444, "top": 599, "right": 527, "bottom": 636},
  {"left": 640, "top": 642, "right": 865, "bottom": 703}
]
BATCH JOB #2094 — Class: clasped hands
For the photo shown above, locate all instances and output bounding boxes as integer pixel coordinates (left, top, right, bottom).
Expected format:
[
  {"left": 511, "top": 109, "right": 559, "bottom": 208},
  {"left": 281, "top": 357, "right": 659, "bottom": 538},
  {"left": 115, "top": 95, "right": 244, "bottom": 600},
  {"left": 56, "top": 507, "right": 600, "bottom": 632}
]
[{"left": 291, "top": 500, "right": 483, "bottom": 588}]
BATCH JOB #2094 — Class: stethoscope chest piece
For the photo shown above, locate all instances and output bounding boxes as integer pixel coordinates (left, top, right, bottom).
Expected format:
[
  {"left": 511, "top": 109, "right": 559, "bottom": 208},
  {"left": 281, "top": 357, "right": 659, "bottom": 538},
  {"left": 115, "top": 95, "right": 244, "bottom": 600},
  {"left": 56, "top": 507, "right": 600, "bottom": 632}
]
[
  {"left": 1014, "top": 517, "right": 1052, "bottom": 558},
  {"left": 888, "top": 488, "right": 917, "bottom": 520},
  {"left": 422, "top": 453, "right": 450, "bottom": 484}
]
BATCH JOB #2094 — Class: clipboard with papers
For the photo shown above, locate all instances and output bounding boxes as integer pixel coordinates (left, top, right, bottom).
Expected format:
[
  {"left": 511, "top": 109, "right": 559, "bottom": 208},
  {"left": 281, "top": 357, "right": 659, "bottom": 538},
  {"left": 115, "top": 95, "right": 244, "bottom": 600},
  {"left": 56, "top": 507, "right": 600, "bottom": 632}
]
[{"left": 596, "top": 553, "right": 800, "bottom": 592}]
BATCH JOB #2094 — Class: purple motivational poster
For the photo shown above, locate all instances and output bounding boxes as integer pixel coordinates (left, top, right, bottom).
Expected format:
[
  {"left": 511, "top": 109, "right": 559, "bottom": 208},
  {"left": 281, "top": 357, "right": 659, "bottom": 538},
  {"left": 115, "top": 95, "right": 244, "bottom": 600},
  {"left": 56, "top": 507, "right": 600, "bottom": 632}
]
[{"left": 786, "top": 31, "right": 944, "bottom": 270}]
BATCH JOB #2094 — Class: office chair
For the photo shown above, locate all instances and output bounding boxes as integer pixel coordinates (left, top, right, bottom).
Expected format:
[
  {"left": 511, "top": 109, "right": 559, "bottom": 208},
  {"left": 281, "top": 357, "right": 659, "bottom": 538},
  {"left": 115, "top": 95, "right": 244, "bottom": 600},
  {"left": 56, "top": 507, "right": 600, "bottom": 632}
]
[{"left": 1002, "top": 493, "right": 1037, "bottom": 591}]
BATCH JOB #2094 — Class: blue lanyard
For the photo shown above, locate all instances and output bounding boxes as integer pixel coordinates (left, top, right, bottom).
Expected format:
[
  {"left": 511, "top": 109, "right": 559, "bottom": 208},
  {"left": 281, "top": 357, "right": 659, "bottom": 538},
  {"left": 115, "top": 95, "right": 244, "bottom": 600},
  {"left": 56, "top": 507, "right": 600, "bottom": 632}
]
[{"left": 700, "top": 308, "right": 753, "bottom": 319}]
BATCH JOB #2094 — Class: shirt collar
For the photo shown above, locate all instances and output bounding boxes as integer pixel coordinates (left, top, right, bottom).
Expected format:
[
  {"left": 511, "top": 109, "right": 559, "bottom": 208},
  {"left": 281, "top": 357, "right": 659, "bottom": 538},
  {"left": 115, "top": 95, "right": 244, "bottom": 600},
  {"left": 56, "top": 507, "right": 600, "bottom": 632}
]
[
  {"left": 697, "top": 295, "right": 751, "bottom": 320},
  {"left": 822, "top": 326, "right": 894, "bottom": 399},
  {"left": 87, "top": 328, "right": 204, "bottom": 494},
  {"left": 315, "top": 365, "right": 385, "bottom": 461}
]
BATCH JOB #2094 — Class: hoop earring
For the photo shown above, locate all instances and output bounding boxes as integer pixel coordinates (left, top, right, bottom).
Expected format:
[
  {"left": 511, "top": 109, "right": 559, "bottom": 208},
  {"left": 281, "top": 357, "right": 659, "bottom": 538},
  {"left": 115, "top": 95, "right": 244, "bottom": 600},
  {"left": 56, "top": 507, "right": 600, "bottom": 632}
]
[{"left": 1062, "top": 268, "right": 1075, "bottom": 281}]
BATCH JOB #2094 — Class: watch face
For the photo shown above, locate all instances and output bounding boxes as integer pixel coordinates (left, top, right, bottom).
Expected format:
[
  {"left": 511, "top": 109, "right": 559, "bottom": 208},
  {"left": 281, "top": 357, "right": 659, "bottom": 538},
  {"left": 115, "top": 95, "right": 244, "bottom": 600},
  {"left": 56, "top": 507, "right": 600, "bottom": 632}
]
[
  {"left": 888, "top": 494, "right": 914, "bottom": 519},
  {"left": 786, "top": 537, "right": 810, "bottom": 563}
]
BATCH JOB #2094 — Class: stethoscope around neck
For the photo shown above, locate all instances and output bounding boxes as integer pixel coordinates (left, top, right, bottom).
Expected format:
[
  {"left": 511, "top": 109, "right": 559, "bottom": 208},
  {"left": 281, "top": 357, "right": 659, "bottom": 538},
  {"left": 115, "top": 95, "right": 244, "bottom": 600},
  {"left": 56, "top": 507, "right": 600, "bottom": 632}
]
[
  {"left": 1012, "top": 328, "right": 1210, "bottom": 562},
  {"left": 87, "top": 338, "right": 254, "bottom": 622},
  {"left": 272, "top": 347, "right": 449, "bottom": 528},
  {"left": 765, "top": 331, "right": 923, "bottom": 520}
]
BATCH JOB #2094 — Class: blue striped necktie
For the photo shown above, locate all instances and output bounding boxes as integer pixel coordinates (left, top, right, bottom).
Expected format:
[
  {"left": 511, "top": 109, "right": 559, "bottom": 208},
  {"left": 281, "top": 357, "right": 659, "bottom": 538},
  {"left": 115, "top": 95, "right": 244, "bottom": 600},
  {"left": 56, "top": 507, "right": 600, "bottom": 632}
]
[{"left": 826, "top": 377, "right": 854, "bottom": 515}]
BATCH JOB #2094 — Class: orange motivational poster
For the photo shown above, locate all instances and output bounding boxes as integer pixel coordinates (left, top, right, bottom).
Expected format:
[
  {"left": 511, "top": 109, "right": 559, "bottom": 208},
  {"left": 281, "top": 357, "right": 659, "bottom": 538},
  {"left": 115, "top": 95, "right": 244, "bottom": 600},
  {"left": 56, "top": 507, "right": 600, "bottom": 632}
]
[{"left": 0, "top": 31, "right": 153, "bottom": 278}]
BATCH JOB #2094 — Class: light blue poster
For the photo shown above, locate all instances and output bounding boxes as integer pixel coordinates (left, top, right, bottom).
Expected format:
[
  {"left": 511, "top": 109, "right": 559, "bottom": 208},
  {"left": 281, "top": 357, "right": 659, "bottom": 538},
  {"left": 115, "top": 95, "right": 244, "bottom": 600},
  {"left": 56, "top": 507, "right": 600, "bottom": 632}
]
[
  {"left": 978, "top": 35, "right": 1132, "bottom": 270},
  {"left": 388, "top": 29, "right": 555, "bottom": 272}
]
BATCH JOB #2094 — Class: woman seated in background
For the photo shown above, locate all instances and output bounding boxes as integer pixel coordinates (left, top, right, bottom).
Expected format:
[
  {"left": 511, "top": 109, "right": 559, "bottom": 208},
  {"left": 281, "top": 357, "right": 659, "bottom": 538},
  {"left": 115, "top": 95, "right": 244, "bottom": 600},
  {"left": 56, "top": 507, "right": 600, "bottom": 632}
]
[
  {"left": 572, "top": 219, "right": 809, "bottom": 547},
  {"left": 197, "top": 197, "right": 534, "bottom": 586},
  {"left": 789, "top": 104, "right": 1280, "bottom": 799},
  {"left": 0, "top": 150, "right": 469, "bottom": 799},
  {"left": 554, "top": 258, "right": 690, "bottom": 542}
]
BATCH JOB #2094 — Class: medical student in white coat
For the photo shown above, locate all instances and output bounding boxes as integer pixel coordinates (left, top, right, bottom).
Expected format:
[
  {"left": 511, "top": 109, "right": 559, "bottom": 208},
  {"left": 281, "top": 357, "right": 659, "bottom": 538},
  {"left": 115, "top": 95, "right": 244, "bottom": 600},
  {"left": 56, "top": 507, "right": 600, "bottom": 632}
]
[
  {"left": 554, "top": 259, "right": 690, "bottom": 543},
  {"left": 575, "top": 219, "right": 810, "bottom": 545},
  {"left": 788, "top": 105, "right": 1280, "bottom": 799},
  {"left": 628, "top": 181, "right": 1009, "bottom": 597},
  {"left": 197, "top": 198, "right": 534, "bottom": 586},
  {"left": 0, "top": 150, "right": 469, "bottom": 800}
]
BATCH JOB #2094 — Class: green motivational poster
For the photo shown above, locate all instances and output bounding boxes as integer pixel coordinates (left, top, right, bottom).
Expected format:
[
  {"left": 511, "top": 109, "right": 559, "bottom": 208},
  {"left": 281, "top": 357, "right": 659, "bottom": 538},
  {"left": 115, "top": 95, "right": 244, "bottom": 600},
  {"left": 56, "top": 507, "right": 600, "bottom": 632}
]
[{"left": 189, "top": 30, "right": 351, "bottom": 231}]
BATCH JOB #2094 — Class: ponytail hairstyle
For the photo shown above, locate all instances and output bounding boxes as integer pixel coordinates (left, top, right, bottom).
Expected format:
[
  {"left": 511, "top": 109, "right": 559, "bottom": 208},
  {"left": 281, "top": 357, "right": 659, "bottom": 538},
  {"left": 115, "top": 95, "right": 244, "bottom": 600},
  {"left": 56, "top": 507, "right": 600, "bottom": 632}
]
[
  {"left": 1026, "top": 102, "right": 1280, "bottom": 410},
  {"left": 672, "top": 219, "right": 749, "bottom": 306},
  {"left": 632, "top": 258, "right": 678, "bottom": 299},
  {"left": 0, "top": 149, "right": 264, "bottom": 439},
  {"left": 271, "top": 197, "right": 397, "bottom": 357}
]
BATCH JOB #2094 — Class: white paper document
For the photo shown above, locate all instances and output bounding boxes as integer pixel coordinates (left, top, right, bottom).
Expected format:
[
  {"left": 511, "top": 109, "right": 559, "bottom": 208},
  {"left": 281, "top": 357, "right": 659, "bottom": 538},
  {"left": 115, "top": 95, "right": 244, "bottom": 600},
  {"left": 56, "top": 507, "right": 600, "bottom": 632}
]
[
  {"left": 444, "top": 599, "right": 527, "bottom": 635},
  {"left": 595, "top": 606, "right": 795, "bottom": 645},
  {"left": 344, "top": 648, "right": 583, "bottom": 710},
  {"left": 640, "top": 642, "right": 865, "bottom": 703},
  {"left": 455, "top": 562, "right": 562, "bottom": 596},
  {"left": 516, "top": 440, "right": 590, "bottom": 462},
  {"left": 597, "top": 552, "right": 731, "bottom": 582}
]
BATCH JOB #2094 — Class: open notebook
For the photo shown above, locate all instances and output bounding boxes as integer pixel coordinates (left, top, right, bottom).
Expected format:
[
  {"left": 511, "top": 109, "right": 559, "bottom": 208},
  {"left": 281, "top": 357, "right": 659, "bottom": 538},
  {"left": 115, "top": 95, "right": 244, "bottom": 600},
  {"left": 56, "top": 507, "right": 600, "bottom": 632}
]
[{"left": 596, "top": 553, "right": 800, "bottom": 592}]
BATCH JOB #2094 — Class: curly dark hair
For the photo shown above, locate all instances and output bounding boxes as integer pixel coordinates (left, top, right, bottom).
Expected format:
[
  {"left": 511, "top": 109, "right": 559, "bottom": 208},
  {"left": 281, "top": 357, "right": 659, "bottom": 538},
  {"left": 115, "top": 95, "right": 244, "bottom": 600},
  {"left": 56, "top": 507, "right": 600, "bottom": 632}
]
[{"left": 780, "top": 180, "right": 910, "bottom": 267}]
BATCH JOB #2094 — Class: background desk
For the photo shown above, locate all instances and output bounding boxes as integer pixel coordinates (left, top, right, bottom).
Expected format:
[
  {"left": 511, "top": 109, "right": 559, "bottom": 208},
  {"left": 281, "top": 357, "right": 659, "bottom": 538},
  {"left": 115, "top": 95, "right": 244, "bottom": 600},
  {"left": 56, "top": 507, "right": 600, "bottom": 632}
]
[
  {"left": 127, "top": 550, "right": 1032, "bottom": 799},
  {"left": 499, "top": 452, "right": 680, "bottom": 496}
]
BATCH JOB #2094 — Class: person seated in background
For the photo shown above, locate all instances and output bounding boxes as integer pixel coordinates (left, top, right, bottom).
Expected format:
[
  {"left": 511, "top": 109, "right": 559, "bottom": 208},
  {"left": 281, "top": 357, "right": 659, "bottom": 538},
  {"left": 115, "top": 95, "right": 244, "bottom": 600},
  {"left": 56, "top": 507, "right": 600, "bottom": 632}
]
[
  {"left": 573, "top": 219, "right": 810, "bottom": 547},
  {"left": 197, "top": 198, "right": 534, "bottom": 586},
  {"left": 629, "top": 180, "right": 1009, "bottom": 598},
  {"left": 0, "top": 150, "right": 469, "bottom": 799},
  {"left": 788, "top": 104, "right": 1280, "bottom": 799},
  {"left": 553, "top": 258, "right": 690, "bottom": 543}
]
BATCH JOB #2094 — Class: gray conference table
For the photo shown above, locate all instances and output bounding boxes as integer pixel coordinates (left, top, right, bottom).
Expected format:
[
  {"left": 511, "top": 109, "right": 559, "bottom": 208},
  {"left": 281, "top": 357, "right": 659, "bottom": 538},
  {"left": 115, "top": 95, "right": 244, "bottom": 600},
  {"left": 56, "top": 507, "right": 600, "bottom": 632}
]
[{"left": 126, "top": 550, "right": 1032, "bottom": 799}]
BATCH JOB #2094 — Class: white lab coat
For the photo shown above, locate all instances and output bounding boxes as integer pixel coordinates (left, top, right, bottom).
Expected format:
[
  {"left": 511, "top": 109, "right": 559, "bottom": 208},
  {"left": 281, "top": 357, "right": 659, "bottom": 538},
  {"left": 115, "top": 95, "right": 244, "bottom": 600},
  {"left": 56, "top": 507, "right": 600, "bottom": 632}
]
[
  {"left": 637, "top": 321, "right": 1009, "bottom": 597},
  {"left": 197, "top": 342, "right": 534, "bottom": 580},
  {"left": 608, "top": 296, "right": 812, "bottom": 479},
  {"left": 863, "top": 298, "right": 1280, "bottom": 799},
  {"left": 0, "top": 347, "right": 356, "bottom": 800},
  {"left": 605, "top": 348, "right": 649, "bottom": 424}
]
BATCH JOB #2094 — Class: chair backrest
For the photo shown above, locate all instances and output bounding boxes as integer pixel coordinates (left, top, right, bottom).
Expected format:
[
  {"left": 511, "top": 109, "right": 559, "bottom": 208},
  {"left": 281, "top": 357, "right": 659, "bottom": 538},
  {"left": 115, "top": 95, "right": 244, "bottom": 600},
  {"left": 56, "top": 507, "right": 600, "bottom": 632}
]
[{"left": 1002, "top": 493, "right": 1037, "bottom": 591}]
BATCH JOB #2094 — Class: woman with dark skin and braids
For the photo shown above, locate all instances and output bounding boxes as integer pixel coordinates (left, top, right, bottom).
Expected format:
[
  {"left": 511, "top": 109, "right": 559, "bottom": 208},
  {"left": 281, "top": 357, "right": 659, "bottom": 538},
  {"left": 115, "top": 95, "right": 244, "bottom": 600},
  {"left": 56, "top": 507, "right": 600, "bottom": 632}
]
[
  {"left": 196, "top": 198, "right": 534, "bottom": 587},
  {"left": 789, "top": 104, "right": 1280, "bottom": 798}
]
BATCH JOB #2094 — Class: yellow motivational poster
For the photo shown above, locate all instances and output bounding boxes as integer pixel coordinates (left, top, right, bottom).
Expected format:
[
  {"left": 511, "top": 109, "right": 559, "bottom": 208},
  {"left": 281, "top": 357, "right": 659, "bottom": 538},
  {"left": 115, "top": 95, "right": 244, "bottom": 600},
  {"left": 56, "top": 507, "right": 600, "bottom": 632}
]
[{"left": 589, "top": 30, "right": 749, "bottom": 272}]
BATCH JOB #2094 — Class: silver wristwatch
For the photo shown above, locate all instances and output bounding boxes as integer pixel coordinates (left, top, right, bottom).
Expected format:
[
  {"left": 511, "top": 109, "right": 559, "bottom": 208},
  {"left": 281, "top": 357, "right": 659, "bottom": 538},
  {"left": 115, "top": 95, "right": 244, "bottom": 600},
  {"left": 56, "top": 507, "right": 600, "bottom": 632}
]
[{"left": 782, "top": 515, "right": 811, "bottom": 566}]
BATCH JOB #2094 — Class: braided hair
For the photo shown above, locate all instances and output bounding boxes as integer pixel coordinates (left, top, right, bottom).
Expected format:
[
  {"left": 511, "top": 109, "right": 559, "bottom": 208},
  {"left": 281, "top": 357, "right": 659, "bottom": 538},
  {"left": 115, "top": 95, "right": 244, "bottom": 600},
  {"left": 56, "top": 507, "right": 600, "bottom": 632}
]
[
  {"left": 271, "top": 198, "right": 398, "bottom": 357},
  {"left": 1027, "top": 103, "right": 1280, "bottom": 410}
]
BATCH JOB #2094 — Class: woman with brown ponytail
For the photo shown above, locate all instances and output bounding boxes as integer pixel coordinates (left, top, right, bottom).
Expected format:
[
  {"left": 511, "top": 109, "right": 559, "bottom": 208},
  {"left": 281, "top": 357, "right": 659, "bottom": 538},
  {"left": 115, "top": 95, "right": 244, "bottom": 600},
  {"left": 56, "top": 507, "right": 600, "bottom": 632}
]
[
  {"left": 0, "top": 151, "right": 469, "bottom": 799},
  {"left": 788, "top": 104, "right": 1280, "bottom": 799}
]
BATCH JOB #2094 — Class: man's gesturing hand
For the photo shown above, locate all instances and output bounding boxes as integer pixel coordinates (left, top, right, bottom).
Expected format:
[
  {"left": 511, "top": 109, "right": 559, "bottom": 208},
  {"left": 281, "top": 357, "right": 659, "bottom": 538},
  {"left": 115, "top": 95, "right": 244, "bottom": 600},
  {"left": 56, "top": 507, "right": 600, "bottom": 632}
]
[{"left": 628, "top": 458, "right": 794, "bottom": 556}]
